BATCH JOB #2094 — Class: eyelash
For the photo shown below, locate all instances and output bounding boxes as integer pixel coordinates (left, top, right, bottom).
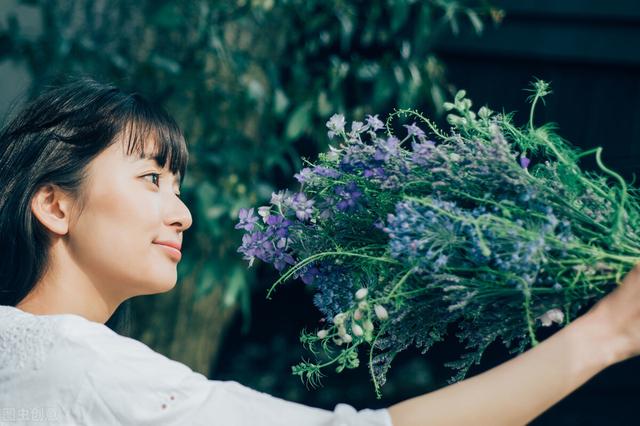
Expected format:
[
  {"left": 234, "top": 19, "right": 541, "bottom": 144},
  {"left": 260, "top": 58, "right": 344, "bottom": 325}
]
[{"left": 143, "top": 173, "right": 181, "bottom": 198}]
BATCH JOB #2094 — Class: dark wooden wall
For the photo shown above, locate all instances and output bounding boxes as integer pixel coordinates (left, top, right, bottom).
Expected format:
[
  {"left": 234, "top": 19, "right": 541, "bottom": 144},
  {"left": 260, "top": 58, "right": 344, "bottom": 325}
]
[{"left": 433, "top": 1, "right": 640, "bottom": 424}]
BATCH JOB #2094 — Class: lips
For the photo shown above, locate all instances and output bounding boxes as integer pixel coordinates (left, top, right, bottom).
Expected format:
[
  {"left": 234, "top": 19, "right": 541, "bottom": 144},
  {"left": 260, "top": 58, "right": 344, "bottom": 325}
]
[
  {"left": 153, "top": 240, "right": 182, "bottom": 251},
  {"left": 154, "top": 241, "right": 182, "bottom": 261}
]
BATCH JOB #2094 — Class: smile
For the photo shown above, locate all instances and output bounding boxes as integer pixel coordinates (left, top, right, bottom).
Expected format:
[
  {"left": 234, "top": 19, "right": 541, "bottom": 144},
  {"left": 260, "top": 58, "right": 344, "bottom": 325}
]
[{"left": 154, "top": 243, "right": 182, "bottom": 261}]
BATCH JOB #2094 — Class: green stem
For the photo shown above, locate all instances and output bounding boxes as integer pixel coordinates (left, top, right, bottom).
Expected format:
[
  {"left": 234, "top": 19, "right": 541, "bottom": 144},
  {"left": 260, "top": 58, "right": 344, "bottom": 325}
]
[
  {"left": 384, "top": 268, "right": 416, "bottom": 303},
  {"left": 266, "top": 251, "right": 400, "bottom": 299},
  {"left": 368, "top": 321, "right": 390, "bottom": 400},
  {"left": 594, "top": 147, "right": 627, "bottom": 243}
]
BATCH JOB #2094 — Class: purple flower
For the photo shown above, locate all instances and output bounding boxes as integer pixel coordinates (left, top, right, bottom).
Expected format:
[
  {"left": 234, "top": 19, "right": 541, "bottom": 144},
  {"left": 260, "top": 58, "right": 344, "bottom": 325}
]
[
  {"left": 366, "top": 114, "right": 385, "bottom": 131},
  {"left": 237, "top": 227, "right": 295, "bottom": 271},
  {"left": 312, "top": 165, "right": 341, "bottom": 178},
  {"left": 273, "top": 245, "right": 296, "bottom": 271},
  {"left": 298, "top": 264, "right": 320, "bottom": 285},
  {"left": 265, "top": 214, "right": 292, "bottom": 238},
  {"left": 237, "top": 231, "right": 270, "bottom": 266},
  {"left": 327, "top": 114, "right": 346, "bottom": 139},
  {"left": 270, "top": 190, "right": 290, "bottom": 207},
  {"left": 520, "top": 156, "right": 531, "bottom": 169},
  {"left": 363, "top": 167, "right": 387, "bottom": 179},
  {"left": 404, "top": 122, "right": 427, "bottom": 140},
  {"left": 290, "top": 192, "right": 315, "bottom": 221},
  {"left": 411, "top": 140, "right": 436, "bottom": 165},
  {"left": 294, "top": 167, "right": 314, "bottom": 183},
  {"left": 235, "top": 208, "right": 259, "bottom": 231},
  {"left": 374, "top": 136, "right": 400, "bottom": 162},
  {"left": 339, "top": 142, "right": 376, "bottom": 173},
  {"left": 334, "top": 182, "right": 363, "bottom": 211}
]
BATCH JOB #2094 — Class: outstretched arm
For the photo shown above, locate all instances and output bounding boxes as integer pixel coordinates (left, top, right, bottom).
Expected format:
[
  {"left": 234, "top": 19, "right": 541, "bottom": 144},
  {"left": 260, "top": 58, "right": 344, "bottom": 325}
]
[{"left": 387, "top": 264, "right": 640, "bottom": 426}]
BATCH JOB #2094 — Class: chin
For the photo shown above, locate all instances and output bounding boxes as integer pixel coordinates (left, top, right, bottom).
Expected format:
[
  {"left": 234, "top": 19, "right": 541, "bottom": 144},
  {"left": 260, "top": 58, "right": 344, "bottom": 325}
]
[
  {"left": 154, "top": 278, "right": 178, "bottom": 294},
  {"left": 136, "top": 275, "right": 177, "bottom": 296}
]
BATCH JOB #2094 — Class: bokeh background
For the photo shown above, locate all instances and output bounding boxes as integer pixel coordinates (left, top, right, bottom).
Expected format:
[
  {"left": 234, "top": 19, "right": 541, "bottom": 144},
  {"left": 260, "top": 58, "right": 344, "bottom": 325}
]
[{"left": 1, "top": 1, "right": 640, "bottom": 424}]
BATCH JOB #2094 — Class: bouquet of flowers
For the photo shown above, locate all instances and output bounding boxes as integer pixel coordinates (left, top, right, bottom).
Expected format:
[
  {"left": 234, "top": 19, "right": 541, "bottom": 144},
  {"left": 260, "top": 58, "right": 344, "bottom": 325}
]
[{"left": 236, "top": 80, "right": 640, "bottom": 398}]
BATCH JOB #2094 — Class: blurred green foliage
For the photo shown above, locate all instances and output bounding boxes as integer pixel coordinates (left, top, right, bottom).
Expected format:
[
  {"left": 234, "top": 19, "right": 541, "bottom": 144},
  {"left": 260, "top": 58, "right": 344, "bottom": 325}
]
[{"left": 0, "top": 0, "right": 499, "bottom": 372}]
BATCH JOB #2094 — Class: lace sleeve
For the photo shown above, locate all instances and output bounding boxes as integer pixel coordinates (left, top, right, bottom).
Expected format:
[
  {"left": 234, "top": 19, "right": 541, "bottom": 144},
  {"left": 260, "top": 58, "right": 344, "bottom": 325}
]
[{"left": 56, "top": 316, "right": 393, "bottom": 426}]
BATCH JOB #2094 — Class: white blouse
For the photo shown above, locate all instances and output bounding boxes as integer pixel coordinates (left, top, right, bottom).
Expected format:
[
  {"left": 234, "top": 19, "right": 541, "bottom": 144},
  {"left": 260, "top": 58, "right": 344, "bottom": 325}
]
[{"left": 0, "top": 305, "right": 393, "bottom": 425}]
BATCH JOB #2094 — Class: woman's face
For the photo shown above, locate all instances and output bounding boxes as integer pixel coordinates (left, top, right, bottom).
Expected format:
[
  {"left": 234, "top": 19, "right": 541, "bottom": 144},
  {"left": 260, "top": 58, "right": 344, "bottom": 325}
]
[{"left": 67, "top": 133, "right": 192, "bottom": 300}]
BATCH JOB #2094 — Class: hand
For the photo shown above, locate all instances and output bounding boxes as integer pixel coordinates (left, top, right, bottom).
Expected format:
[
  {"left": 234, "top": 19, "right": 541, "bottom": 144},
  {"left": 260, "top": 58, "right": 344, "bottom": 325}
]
[{"left": 584, "top": 263, "right": 640, "bottom": 365}]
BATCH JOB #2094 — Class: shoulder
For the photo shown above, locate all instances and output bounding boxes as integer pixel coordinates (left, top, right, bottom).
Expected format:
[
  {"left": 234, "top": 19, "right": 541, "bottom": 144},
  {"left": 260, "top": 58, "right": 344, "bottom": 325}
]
[
  {"left": 50, "top": 310, "right": 199, "bottom": 385},
  {"left": 0, "top": 305, "right": 68, "bottom": 371},
  {"left": 0, "top": 305, "right": 196, "bottom": 387},
  {"left": 1, "top": 307, "right": 217, "bottom": 424}
]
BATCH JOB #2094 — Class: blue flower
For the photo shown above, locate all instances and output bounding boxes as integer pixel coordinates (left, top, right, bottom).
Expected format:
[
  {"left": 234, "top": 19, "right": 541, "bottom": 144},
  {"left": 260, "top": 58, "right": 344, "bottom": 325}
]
[
  {"left": 311, "top": 263, "right": 360, "bottom": 320},
  {"left": 297, "top": 264, "right": 320, "bottom": 285}
]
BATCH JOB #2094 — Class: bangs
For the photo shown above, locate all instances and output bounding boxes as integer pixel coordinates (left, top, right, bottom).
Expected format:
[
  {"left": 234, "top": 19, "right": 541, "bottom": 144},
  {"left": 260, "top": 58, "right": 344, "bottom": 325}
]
[{"left": 118, "top": 95, "right": 188, "bottom": 185}]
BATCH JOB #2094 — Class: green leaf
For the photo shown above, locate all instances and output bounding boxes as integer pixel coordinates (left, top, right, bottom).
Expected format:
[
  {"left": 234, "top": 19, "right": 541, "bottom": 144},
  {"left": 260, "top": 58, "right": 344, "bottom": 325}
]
[
  {"left": 222, "top": 264, "right": 252, "bottom": 334},
  {"left": 285, "top": 101, "right": 313, "bottom": 140},
  {"left": 466, "top": 10, "right": 484, "bottom": 34},
  {"left": 194, "top": 262, "right": 218, "bottom": 299}
]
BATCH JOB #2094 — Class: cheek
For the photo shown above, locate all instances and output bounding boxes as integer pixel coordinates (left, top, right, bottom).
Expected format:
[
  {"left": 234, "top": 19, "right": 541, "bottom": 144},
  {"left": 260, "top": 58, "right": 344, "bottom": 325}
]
[{"left": 70, "top": 187, "right": 163, "bottom": 276}]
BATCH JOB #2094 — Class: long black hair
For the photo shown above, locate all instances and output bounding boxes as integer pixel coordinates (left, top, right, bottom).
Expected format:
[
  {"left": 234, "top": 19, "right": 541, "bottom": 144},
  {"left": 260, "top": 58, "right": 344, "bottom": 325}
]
[{"left": 0, "top": 75, "right": 189, "bottom": 335}]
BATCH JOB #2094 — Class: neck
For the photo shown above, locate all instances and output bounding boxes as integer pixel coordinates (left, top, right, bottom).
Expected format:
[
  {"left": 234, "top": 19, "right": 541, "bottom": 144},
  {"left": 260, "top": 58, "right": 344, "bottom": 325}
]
[{"left": 15, "top": 243, "right": 123, "bottom": 324}]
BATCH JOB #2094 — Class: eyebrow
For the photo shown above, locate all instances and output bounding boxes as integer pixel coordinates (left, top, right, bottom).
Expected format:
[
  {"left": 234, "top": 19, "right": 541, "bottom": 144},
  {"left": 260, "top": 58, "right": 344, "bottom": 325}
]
[{"left": 140, "top": 155, "right": 182, "bottom": 186}]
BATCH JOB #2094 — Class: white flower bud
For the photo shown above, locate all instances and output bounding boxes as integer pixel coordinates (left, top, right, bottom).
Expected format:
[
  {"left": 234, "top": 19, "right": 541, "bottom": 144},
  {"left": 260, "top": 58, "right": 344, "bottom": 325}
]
[
  {"left": 351, "top": 323, "right": 364, "bottom": 336},
  {"left": 374, "top": 304, "right": 389, "bottom": 321},
  {"left": 363, "top": 319, "right": 374, "bottom": 332},
  {"left": 358, "top": 301, "right": 368, "bottom": 310},
  {"left": 342, "top": 334, "right": 353, "bottom": 343},
  {"left": 355, "top": 288, "right": 368, "bottom": 300},
  {"left": 333, "top": 337, "right": 344, "bottom": 346},
  {"left": 257, "top": 206, "right": 271, "bottom": 220},
  {"left": 333, "top": 312, "right": 347, "bottom": 325},
  {"left": 537, "top": 308, "right": 564, "bottom": 327},
  {"left": 338, "top": 324, "right": 347, "bottom": 337},
  {"left": 316, "top": 329, "right": 328, "bottom": 339},
  {"left": 353, "top": 309, "right": 363, "bottom": 320}
]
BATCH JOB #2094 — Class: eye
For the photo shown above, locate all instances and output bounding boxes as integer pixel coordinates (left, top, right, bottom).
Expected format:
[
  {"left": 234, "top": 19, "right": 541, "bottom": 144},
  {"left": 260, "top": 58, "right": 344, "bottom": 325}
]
[
  {"left": 142, "top": 173, "right": 182, "bottom": 199},
  {"left": 143, "top": 172, "right": 161, "bottom": 187}
]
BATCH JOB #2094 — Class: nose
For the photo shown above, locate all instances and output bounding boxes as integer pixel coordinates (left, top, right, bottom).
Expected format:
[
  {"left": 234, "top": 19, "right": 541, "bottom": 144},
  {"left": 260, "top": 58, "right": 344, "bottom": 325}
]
[{"left": 165, "top": 193, "right": 193, "bottom": 233}]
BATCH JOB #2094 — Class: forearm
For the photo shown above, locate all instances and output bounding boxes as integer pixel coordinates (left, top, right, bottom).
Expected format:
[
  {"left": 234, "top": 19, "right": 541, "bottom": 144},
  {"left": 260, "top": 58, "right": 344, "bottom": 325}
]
[{"left": 387, "top": 311, "right": 618, "bottom": 426}]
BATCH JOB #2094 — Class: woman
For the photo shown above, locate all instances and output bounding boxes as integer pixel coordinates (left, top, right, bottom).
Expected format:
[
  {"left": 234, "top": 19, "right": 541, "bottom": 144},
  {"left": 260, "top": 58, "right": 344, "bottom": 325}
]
[{"left": 0, "top": 77, "right": 639, "bottom": 426}]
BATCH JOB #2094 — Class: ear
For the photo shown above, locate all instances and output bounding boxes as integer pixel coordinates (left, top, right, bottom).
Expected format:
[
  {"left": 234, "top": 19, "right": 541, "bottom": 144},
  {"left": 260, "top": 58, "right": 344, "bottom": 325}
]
[{"left": 31, "top": 184, "right": 74, "bottom": 236}]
